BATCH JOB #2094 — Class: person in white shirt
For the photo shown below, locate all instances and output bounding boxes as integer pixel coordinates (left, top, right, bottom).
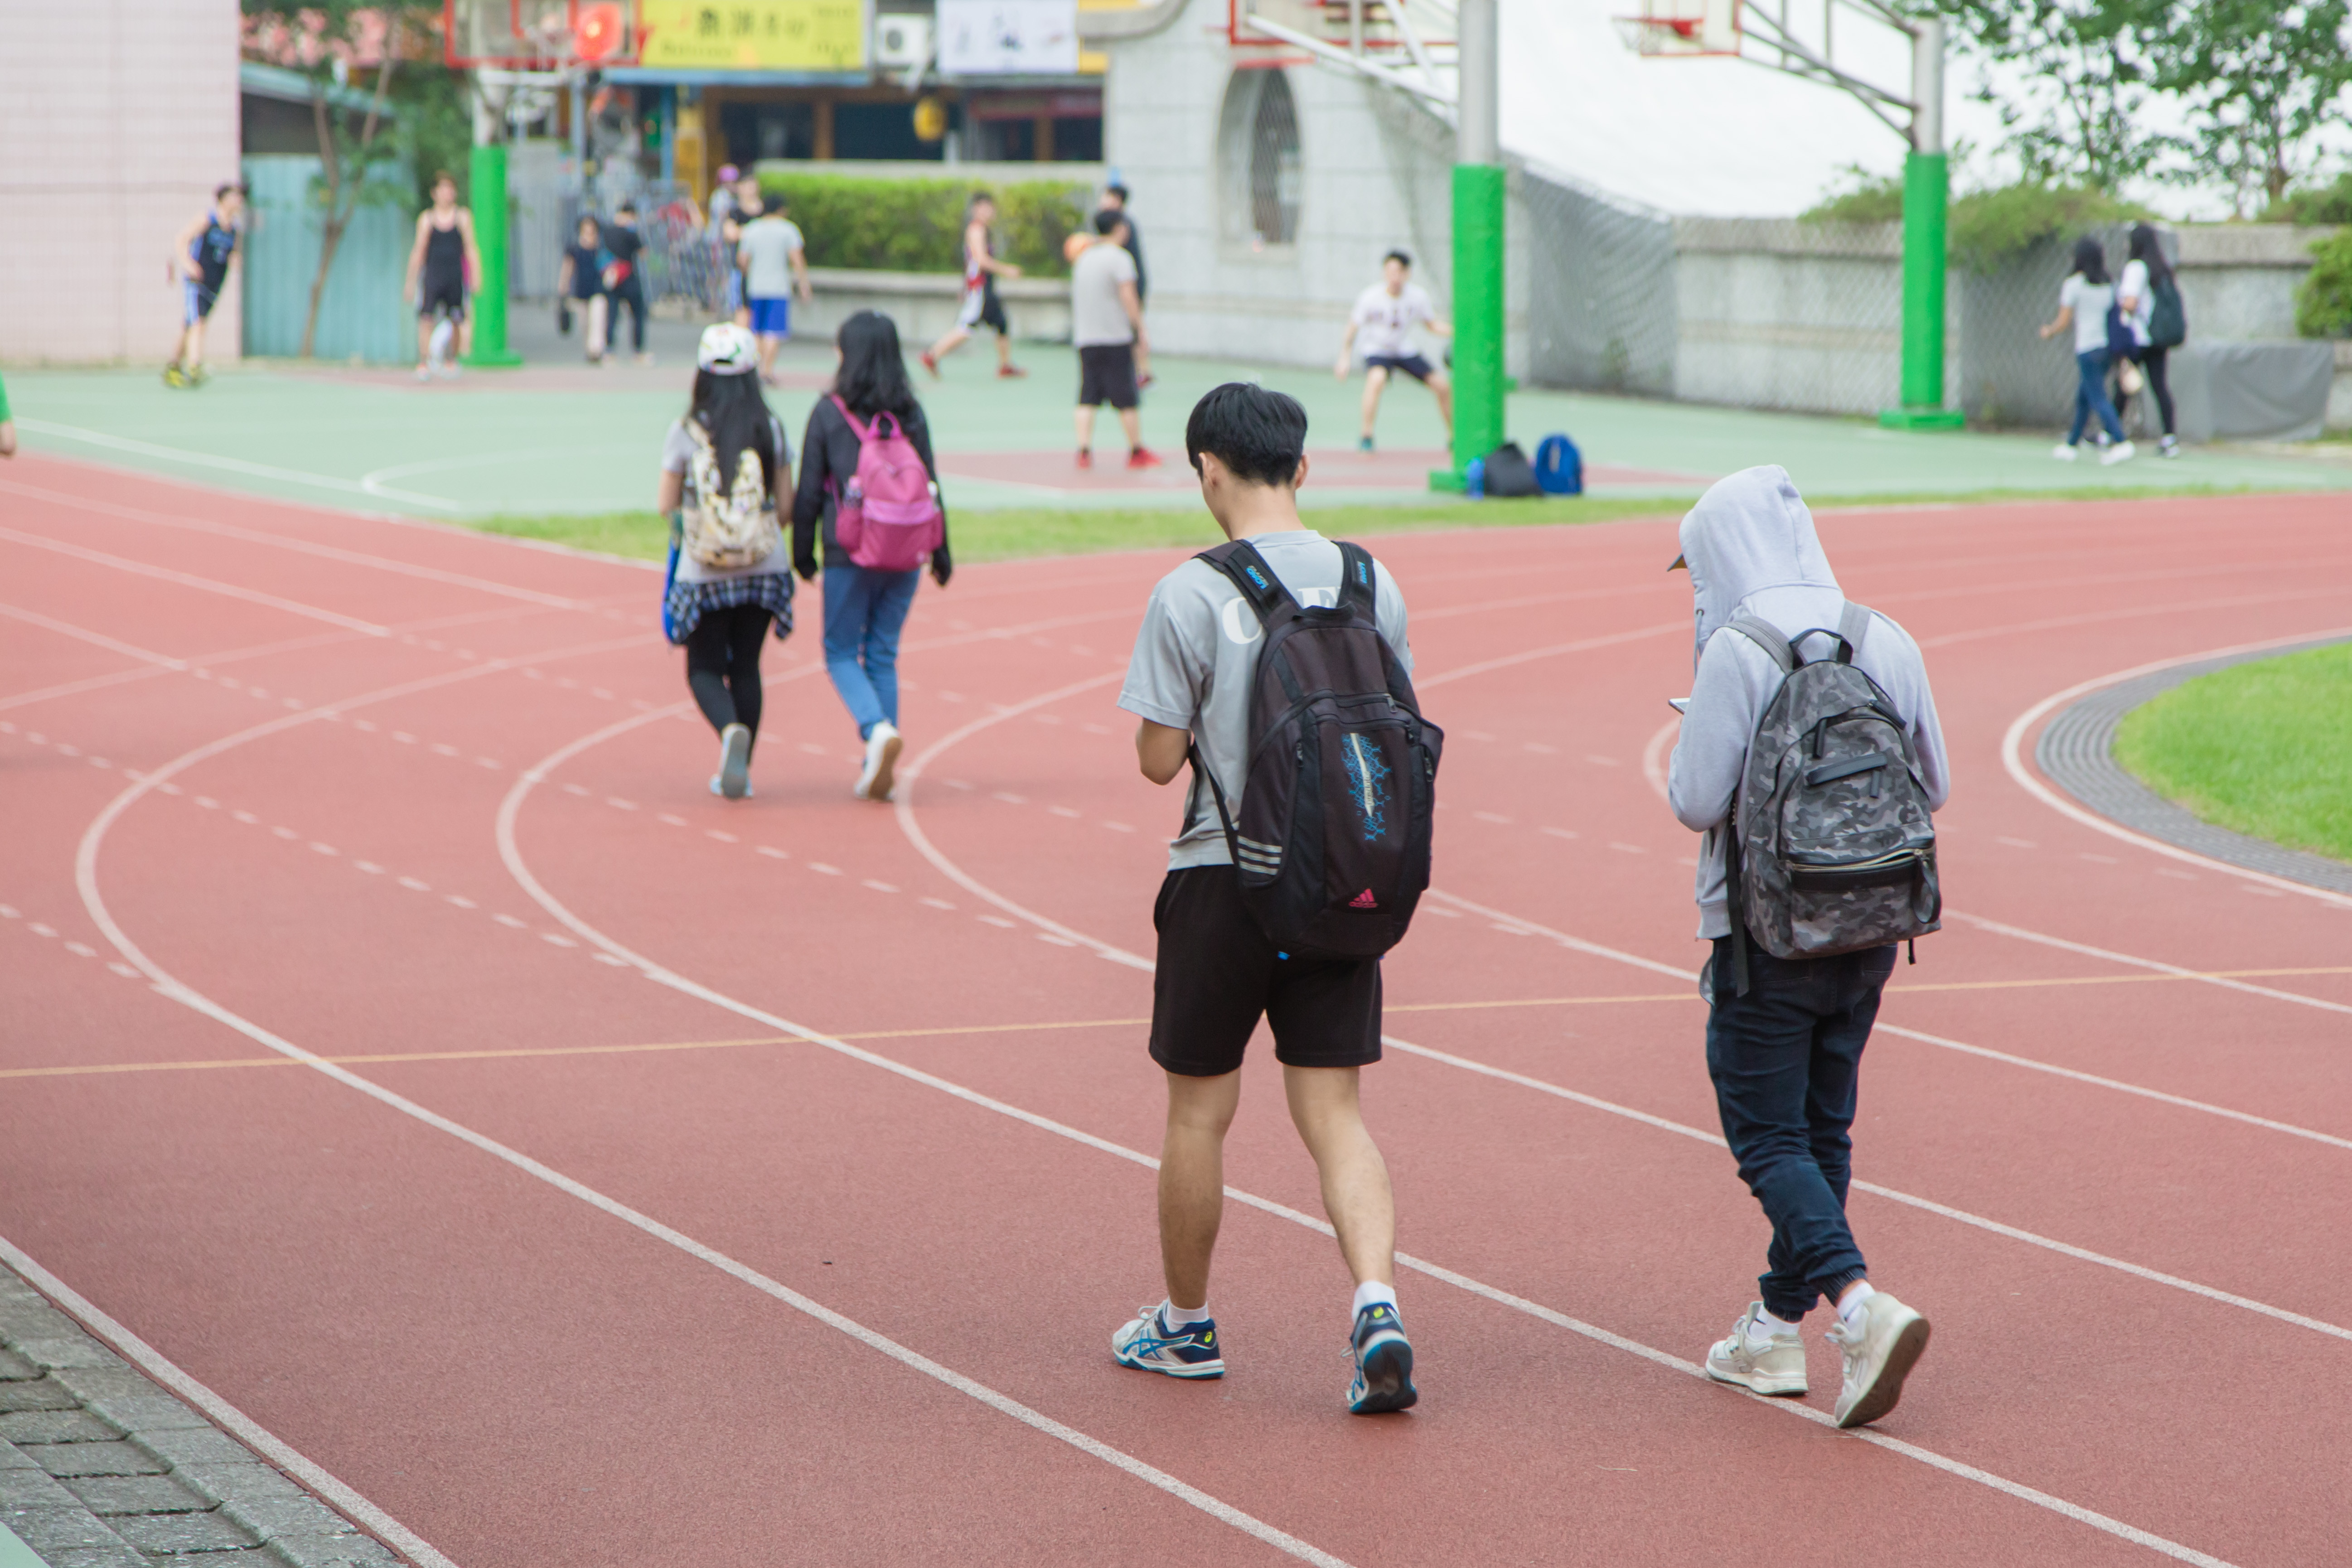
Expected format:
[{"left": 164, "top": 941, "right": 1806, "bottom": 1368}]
[
  {"left": 1333, "top": 251, "right": 1452, "bottom": 453},
  {"left": 2115, "top": 223, "right": 2181, "bottom": 458},
  {"left": 2037, "top": 235, "right": 2133, "bottom": 465}
]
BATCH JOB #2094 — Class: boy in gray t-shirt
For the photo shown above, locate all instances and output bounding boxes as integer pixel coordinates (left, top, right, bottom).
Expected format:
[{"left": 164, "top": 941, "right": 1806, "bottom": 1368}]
[
  {"left": 1109, "top": 382, "right": 1419, "bottom": 1416},
  {"left": 736, "top": 199, "right": 811, "bottom": 383}
]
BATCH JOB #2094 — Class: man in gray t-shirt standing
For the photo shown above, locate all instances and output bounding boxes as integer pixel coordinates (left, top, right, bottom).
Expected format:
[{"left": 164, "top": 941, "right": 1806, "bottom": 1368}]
[
  {"left": 736, "top": 197, "right": 811, "bottom": 384},
  {"left": 1109, "top": 382, "right": 1420, "bottom": 1417},
  {"left": 1070, "top": 209, "right": 1157, "bottom": 471}
]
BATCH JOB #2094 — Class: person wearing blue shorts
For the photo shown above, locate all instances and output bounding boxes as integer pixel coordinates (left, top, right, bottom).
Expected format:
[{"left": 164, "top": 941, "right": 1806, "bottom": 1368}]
[
  {"left": 166, "top": 183, "right": 246, "bottom": 388},
  {"left": 736, "top": 198, "right": 810, "bottom": 386},
  {"left": 1333, "top": 250, "right": 1452, "bottom": 452}
]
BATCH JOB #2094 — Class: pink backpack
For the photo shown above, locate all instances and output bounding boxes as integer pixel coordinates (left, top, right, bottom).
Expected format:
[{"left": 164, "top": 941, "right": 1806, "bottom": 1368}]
[{"left": 829, "top": 396, "right": 944, "bottom": 572}]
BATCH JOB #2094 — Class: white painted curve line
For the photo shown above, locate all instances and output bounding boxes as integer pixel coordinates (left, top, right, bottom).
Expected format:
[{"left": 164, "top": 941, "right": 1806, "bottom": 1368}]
[
  {"left": 1423, "top": 889, "right": 1698, "bottom": 982},
  {"left": 1641, "top": 714, "right": 1678, "bottom": 802},
  {"left": 1377, "top": 1035, "right": 2352, "bottom": 1346},
  {"left": 2000, "top": 629, "right": 2352, "bottom": 912},
  {"left": 0, "top": 1232, "right": 460, "bottom": 1568},
  {"left": 0, "top": 601, "right": 191, "bottom": 668},
  {"left": 1952, "top": 911, "right": 2352, "bottom": 1019},
  {"left": 14, "top": 419, "right": 463, "bottom": 513},
  {"left": 871, "top": 683, "right": 2253, "bottom": 1560},
  {"left": 0, "top": 525, "right": 389, "bottom": 636},
  {"left": 0, "top": 479, "right": 590, "bottom": 609},
  {"left": 1414, "top": 619, "right": 1686, "bottom": 690}
]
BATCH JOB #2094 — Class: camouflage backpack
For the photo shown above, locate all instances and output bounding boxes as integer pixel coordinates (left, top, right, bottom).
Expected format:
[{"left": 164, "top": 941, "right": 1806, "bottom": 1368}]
[{"left": 1724, "top": 602, "right": 1940, "bottom": 989}]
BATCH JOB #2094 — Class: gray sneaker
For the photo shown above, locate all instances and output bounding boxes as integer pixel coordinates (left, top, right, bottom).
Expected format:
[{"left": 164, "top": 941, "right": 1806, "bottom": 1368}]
[
  {"left": 1824, "top": 1292, "right": 1930, "bottom": 1428},
  {"left": 1705, "top": 1302, "right": 1807, "bottom": 1397}
]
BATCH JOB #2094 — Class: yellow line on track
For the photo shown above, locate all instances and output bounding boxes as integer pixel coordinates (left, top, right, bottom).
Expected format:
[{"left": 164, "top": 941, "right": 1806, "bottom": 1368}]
[{"left": 9, "top": 968, "right": 2347, "bottom": 1083}]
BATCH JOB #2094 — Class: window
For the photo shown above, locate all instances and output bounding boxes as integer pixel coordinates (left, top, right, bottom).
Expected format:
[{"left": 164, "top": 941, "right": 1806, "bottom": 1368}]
[{"left": 1219, "top": 68, "right": 1301, "bottom": 249}]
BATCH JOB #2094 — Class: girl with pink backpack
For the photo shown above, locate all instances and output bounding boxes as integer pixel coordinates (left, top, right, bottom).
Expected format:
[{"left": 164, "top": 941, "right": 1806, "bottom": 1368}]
[{"left": 791, "top": 310, "right": 950, "bottom": 802}]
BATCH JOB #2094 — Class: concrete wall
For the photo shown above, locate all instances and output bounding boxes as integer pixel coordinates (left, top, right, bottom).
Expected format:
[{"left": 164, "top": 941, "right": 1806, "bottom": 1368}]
[
  {"left": 2173, "top": 225, "right": 2336, "bottom": 341},
  {"left": 1101, "top": 0, "right": 1529, "bottom": 377},
  {"left": 0, "top": 0, "right": 243, "bottom": 365}
]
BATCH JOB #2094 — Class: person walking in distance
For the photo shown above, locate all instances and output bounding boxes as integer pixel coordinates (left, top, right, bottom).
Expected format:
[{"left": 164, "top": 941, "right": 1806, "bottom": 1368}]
[
  {"left": 165, "top": 183, "right": 247, "bottom": 388},
  {"left": 658, "top": 324, "right": 796, "bottom": 801},
  {"left": 922, "top": 193, "right": 1025, "bottom": 379},
  {"left": 2039, "top": 236, "right": 2134, "bottom": 465},
  {"left": 602, "top": 202, "right": 652, "bottom": 364},
  {"left": 1111, "top": 382, "right": 1423, "bottom": 1415},
  {"left": 793, "top": 310, "right": 950, "bottom": 802},
  {"left": 1101, "top": 182, "right": 1146, "bottom": 305},
  {"left": 2117, "top": 224, "right": 2183, "bottom": 459},
  {"left": 1070, "top": 210, "right": 1159, "bottom": 471},
  {"left": 557, "top": 216, "right": 613, "bottom": 364},
  {"left": 1334, "top": 250, "right": 1452, "bottom": 453},
  {"left": 0, "top": 369, "right": 17, "bottom": 458},
  {"left": 1666, "top": 465, "right": 1949, "bottom": 1429},
  {"left": 738, "top": 194, "right": 812, "bottom": 386},
  {"left": 405, "top": 172, "right": 479, "bottom": 380},
  {"left": 726, "top": 172, "right": 768, "bottom": 329}
]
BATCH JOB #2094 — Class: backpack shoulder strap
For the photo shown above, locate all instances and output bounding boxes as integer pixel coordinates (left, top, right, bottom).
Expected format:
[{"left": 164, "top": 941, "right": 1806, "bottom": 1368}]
[
  {"left": 1837, "top": 601, "right": 1873, "bottom": 662},
  {"left": 1195, "top": 538, "right": 1299, "bottom": 626},
  {"left": 829, "top": 395, "right": 872, "bottom": 442},
  {"left": 1334, "top": 541, "right": 1377, "bottom": 618},
  {"left": 1724, "top": 616, "right": 1797, "bottom": 674}
]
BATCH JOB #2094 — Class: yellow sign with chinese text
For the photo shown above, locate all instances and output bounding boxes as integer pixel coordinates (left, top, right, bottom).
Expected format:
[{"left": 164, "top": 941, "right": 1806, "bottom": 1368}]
[{"left": 639, "top": 0, "right": 868, "bottom": 72}]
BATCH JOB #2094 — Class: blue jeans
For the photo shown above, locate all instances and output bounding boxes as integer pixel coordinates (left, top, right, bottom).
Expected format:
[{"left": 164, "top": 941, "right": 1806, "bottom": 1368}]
[
  {"left": 821, "top": 564, "right": 920, "bottom": 740},
  {"left": 1704, "top": 939, "right": 1896, "bottom": 1321},
  {"left": 2067, "top": 348, "right": 2125, "bottom": 446}
]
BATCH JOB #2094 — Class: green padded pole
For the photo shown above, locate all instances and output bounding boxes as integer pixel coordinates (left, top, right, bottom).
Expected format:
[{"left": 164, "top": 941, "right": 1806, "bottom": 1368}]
[
  {"left": 463, "top": 141, "right": 522, "bottom": 367},
  {"left": 1878, "top": 17, "right": 1960, "bottom": 429},
  {"left": 1449, "top": 162, "right": 1508, "bottom": 476}
]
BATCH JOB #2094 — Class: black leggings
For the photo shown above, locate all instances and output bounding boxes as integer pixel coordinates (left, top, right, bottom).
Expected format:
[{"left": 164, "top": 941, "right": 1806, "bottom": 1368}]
[
  {"left": 2115, "top": 345, "right": 2176, "bottom": 437},
  {"left": 610, "top": 278, "right": 647, "bottom": 352},
  {"left": 685, "top": 604, "right": 771, "bottom": 743}
]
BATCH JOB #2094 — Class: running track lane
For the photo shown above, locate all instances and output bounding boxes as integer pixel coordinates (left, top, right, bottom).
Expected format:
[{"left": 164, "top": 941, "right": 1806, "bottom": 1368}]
[{"left": 3, "top": 455, "right": 2348, "bottom": 1564}]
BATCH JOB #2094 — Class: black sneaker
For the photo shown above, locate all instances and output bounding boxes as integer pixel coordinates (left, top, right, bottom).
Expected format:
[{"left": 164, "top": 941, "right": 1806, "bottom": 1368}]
[{"left": 1346, "top": 1302, "right": 1417, "bottom": 1413}]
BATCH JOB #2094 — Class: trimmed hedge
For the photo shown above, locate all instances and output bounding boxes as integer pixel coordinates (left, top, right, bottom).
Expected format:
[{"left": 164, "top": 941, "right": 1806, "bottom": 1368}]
[
  {"left": 2297, "top": 227, "right": 2352, "bottom": 339},
  {"left": 755, "top": 173, "right": 1089, "bottom": 277}
]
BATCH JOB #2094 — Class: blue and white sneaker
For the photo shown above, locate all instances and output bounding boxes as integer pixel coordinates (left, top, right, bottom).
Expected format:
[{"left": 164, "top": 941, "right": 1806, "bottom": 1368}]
[
  {"left": 1347, "top": 1302, "right": 1417, "bottom": 1413},
  {"left": 1111, "top": 1303, "right": 1224, "bottom": 1379}
]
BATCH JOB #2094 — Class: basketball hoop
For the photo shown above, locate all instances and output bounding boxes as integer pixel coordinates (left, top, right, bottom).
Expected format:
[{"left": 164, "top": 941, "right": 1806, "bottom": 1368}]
[
  {"left": 1611, "top": 0, "right": 1738, "bottom": 57},
  {"left": 443, "top": 0, "right": 635, "bottom": 70}
]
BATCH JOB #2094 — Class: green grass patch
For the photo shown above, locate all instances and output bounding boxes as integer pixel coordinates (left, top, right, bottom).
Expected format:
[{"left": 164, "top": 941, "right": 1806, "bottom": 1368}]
[{"left": 2115, "top": 643, "right": 2352, "bottom": 864}]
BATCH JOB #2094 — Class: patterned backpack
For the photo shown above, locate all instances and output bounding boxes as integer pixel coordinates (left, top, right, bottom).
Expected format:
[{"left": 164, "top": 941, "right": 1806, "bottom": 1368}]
[
  {"left": 1723, "top": 602, "right": 1940, "bottom": 990},
  {"left": 680, "top": 420, "right": 779, "bottom": 570}
]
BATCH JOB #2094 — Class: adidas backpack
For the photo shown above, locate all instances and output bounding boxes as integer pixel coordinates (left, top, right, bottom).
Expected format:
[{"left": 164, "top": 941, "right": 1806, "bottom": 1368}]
[
  {"left": 1723, "top": 602, "right": 1940, "bottom": 988},
  {"left": 681, "top": 420, "right": 781, "bottom": 570},
  {"left": 1188, "top": 539, "right": 1443, "bottom": 960}
]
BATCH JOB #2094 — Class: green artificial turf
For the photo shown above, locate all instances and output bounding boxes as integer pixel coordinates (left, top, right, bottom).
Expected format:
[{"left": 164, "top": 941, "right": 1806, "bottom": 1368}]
[{"left": 2115, "top": 642, "right": 2352, "bottom": 864}]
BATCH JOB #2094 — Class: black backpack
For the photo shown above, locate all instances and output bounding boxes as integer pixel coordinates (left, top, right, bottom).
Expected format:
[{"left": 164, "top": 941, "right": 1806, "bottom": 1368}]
[
  {"left": 1482, "top": 441, "right": 1541, "bottom": 498},
  {"left": 1187, "top": 539, "right": 1443, "bottom": 959},
  {"left": 2147, "top": 273, "right": 2186, "bottom": 348}
]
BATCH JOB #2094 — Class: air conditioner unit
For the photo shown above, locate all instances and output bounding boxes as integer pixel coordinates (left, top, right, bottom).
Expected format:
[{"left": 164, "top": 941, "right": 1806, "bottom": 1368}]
[{"left": 876, "top": 14, "right": 933, "bottom": 69}]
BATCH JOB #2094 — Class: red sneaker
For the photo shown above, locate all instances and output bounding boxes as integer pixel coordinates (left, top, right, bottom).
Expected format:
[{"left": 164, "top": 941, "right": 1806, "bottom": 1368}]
[
  {"left": 1126, "top": 447, "right": 1165, "bottom": 470},
  {"left": 920, "top": 349, "right": 941, "bottom": 379},
  {"left": 997, "top": 363, "right": 1028, "bottom": 379},
  {"left": 1075, "top": 449, "right": 1093, "bottom": 469}
]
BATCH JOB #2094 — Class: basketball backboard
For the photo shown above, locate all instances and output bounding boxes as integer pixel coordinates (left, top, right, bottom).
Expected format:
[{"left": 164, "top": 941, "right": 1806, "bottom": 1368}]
[
  {"left": 1612, "top": 0, "right": 1738, "bottom": 58},
  {"left": 444, "top": 0, "right": 636, "bottom": 68}
]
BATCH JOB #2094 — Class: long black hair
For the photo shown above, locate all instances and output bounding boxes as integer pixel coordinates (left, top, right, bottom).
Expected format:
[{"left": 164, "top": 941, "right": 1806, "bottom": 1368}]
[
  {"left": 832, "top": 310, "right": 919, "bottom": 422},
  {"left": 2071, "top": 235, "right": 2110, "bottom": 286},
  {"left": 687, "top": 369, "right": 776, "bottom": 489},
  {"left": 2127, "top": 223, "right": 2173, "bottom": 289}
]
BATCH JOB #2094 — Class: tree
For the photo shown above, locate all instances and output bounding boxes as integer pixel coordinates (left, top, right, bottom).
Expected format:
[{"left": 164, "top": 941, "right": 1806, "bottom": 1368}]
[
  {"left": 242, "top": 5, "right": 436, "bottom": 358},
  {"left": 2145, "top": 0, "right": 2352, "bottom": 214},
  {"left": 1933, "top": 0, "right": 2179, "bottom": 191}
]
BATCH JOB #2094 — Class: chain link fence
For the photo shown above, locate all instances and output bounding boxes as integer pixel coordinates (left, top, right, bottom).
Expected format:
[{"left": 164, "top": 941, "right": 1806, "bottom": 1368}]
[{"left": 1520, "top": 166, "right": 1678, "bottom": 397}]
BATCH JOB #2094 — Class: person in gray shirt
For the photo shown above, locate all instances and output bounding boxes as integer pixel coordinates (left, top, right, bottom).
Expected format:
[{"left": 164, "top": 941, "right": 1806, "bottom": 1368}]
[
  {"left": 1666, "top": 465, "right": 1947, "bottom": 1429},
  {"left": 1070, "top": 210, "right": 1157, "bottom": 470},
  {"left": 736, "top": 196, "right": 812, "bottom": 384},
  {"left": 1110, "top": 382, "right": 1420, "bottom": 1415}
]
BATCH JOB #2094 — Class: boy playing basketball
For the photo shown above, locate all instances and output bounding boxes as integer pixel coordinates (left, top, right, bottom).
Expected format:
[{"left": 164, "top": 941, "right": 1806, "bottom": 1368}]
[
  {"left": 1334, "top": 251, "right": 1452, "bottom": 452},
  {"left": 165, "top": 184, "right": 246, "bottom": 388},
  {"left": 922, "top": 193, "right": 1025, "bottom": 379}
]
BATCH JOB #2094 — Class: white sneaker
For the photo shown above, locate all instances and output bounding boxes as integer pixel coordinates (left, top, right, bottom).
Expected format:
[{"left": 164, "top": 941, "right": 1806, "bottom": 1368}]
[
  {"left": 708, "top": 775, "right": 754, "bottom": 798},
  {"left": 854, "top": 721, "right": 902, "bottom": 802},
  {"left": 1824, "top": 1291, "right": 1930, "bottom": 1428},
  {"left": 2051, "top": 443, "right": 2078, "bottom": 462},
  {"left": 2100, "top": 440, "right": 2137, "bottom": 466},
  {"left": 1705, "top": 1302, "right": 1807, "bottom": 1397},
  {"left": 2159, "top": 435, "right": 2182, "bottom": 459},
  {"left": 716, "top": 723, "right": 752, "bottom": 800}
]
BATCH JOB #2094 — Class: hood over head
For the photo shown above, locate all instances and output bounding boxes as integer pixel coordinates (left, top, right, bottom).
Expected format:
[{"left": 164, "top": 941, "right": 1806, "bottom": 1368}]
[{"left": 1674, "top": 465, "right": 1840, "bottom": 667}]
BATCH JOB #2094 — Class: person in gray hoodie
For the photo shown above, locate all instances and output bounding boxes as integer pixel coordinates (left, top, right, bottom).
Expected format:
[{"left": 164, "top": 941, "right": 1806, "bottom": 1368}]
[{"left": 1665, "top": 465, "right": 1950, "bottom": 1429}]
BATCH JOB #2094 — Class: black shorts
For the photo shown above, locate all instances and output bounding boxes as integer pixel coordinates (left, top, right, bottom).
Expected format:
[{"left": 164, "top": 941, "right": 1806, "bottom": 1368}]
[
  {"left": 1077, "top": 343, "right": 1139, "bottom": 409},
  {"left": 420, "top": 269, "right": 467, "bottom": 321},
  {"left": 1149, "top": 867, "right": 1383, "bottom": 1077},
  {"left": 1365, "top": 353, "right": 1435, "bottom": 382}
]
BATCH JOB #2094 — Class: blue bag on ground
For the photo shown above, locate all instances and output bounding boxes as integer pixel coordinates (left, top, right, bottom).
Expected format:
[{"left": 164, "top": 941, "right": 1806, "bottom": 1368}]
[{"left": 1534, "top": 434, "right": 1583, "bottom": 495}]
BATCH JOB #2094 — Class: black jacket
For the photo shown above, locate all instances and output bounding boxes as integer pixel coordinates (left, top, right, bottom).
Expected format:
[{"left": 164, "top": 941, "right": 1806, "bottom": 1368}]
[{"left": 790, "top": 396, "right": 949, "bottom": 581}]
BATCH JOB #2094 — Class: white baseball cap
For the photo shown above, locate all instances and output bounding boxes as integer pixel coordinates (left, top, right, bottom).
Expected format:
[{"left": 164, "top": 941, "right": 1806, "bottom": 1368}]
[{"left": 697, "top": 322, "right": 758, "bottom": 375}]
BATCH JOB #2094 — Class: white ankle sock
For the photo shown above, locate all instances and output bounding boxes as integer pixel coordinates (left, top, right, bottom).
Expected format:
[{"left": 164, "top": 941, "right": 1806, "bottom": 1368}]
[
  {"left": 1352, "top": 1281, "right": 1398, "bottom": 1317},
  {"left": 1836, "top": 1282, "right": 1877, "bottom": 1327},
  {"left": 1752, "top": 1306, "right": 1800, "bottom": 1341},
  {"left": 1160, "top": 1299, "right": 1212, "bottom": 1330}
]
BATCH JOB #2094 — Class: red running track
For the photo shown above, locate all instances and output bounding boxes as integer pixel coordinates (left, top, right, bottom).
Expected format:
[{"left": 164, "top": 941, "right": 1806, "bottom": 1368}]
[{"left": 3, "top": 454, "right": 2350, "bottom": 1568}]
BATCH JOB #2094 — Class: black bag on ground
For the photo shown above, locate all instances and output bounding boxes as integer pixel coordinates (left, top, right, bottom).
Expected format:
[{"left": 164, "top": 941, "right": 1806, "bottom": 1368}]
[
  {"left": 1481, "top": 441, "right": 1541, "bottom": 498},
  {"left": 1188, "top": 539, "right": 1443, "bottom": 960}
]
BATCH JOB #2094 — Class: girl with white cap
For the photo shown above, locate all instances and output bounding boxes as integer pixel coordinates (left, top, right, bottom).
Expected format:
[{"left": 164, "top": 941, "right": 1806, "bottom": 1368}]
[{"left": 659, "top": 322, "right": 795, "bottom": 799}]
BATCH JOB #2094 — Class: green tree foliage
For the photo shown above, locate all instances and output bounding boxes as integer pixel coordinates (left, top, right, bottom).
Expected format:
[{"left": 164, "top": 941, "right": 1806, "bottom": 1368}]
[
  {"left": 755, "top": 173, "right": 1091, "bottom": 277},
  {"left": 2145, "top": 0, "right": 2352, "bottom": 213},
  {"left": 1800, "top": 166, "right": 1907, "bottom": 224},
  {"left": 2266, "top": 169, "right": 2352, "bottom": 223},
  {"left": 1934, "top": 1, "right": 2178, "bottom": 190},
  {"left": 1947, "top": 180, "right": 2145, "bottom": 271},
  {"left": 2296, "top": 227, "right": 2352, "bottom": 336}
]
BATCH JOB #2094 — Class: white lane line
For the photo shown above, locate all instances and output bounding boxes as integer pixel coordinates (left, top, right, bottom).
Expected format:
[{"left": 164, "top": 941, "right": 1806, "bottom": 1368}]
[
  {"left": 14, "top": 418, "right": 458, "bottom": 509},
  {"left": 0, "top": 1232, "right": 463, "bottom": 1568},
  {"left": 0, "top": 526, "right": 388, "bottom": 636},
  {"left": 0, "top": 479, "right": 590, "bottom": 609},
  {"left": 2000, "top": 629, "right": 2352, "bottom": 911},
  {"left": 1415, "top": 620, "right": 1687, "bottom": 690},
  {"left": 1951, "top": 912, "right": 2352, "bottom": 1019},
  {"left": 512, "top": 715, "right": 2239, "bottom": 1568},
  {"left": 0, "top": 602, "right": 189, "bottom": 668}
]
